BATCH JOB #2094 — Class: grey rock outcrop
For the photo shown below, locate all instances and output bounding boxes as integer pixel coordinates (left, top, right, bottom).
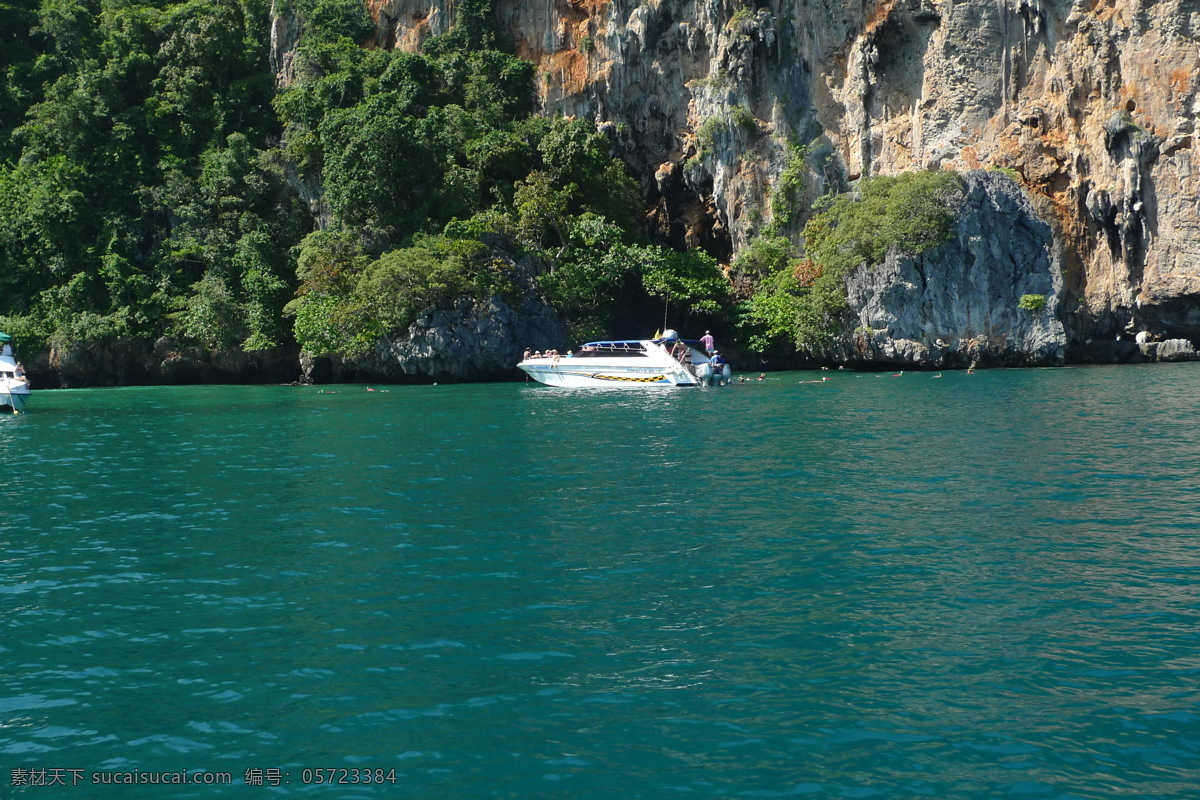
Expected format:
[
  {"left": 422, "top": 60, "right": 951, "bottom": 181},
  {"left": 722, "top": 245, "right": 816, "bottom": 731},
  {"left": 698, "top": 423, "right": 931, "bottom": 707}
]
[
  {"left": 302, "top": 294, "right": 566, "bottom": 383},
  {"left": 44, "top": 338, "right": 301, "bottom": 388},
  {"left": 834, "top": 171, "right": 1066, "bottom": 367},
  {"left": 1139, "top": 338, "right": 1199, "bottom": 362}
]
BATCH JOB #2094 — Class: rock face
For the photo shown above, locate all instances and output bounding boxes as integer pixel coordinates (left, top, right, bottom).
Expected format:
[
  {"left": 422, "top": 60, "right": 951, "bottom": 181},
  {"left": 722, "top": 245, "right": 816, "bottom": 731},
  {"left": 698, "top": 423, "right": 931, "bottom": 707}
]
[
  {"left": 835, "top": 171, "right": 1067, "bottom": 367},
  {"left": 272, "top": 0, "right": 1200, "bottom": 372},
  {"left": 303, "top": 294, "right": 566, "bottom": 383},
  {"left": 1139, "top": 338, "right": 1200, "bottom": 362},
  {"left": 42, "top": 339, "right": 302, "bottom": 388}
]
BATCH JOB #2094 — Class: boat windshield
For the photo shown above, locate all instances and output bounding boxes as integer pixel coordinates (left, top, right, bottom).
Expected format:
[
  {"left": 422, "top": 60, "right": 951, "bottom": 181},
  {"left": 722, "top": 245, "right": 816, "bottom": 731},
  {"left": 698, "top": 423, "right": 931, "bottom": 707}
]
[{"left": 575, "top": 342, "right": 648, "bottom": 358}]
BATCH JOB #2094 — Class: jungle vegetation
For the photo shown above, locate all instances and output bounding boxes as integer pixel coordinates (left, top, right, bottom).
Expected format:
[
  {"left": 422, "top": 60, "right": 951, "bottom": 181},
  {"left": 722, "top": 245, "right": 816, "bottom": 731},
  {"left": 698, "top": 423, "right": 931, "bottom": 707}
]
[{"left": 0, "top": 0, "right": 726, "bottom": 360}]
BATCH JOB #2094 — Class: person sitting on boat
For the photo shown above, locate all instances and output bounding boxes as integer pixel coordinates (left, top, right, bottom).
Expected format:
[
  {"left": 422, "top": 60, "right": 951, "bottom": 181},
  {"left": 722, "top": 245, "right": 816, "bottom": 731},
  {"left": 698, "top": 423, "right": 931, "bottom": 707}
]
[
  {"left": 709, "top": 350, "right": 726, "bottom": 369},
  {"left": 670, "top": 340, "right": 688, "bottom": 362}
]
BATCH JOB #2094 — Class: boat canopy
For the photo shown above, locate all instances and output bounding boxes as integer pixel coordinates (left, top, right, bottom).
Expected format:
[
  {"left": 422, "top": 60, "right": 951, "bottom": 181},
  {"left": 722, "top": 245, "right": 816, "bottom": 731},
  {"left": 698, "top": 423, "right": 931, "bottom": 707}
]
[
  {"left": 0, "top": 333, "right": 11, "bottom": 343},
  {"left": 582, "top": 340, "right": 646, "bottom": 347},
  {"left": 580, "top": 338, "right": 705, "bottom": 346}
]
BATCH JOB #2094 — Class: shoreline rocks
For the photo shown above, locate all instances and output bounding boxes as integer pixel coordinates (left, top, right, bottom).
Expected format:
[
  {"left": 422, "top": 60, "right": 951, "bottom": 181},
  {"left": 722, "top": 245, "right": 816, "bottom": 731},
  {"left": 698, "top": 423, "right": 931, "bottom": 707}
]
[{"left": 33, "top": 338, "right": 303, "bottom": 388}]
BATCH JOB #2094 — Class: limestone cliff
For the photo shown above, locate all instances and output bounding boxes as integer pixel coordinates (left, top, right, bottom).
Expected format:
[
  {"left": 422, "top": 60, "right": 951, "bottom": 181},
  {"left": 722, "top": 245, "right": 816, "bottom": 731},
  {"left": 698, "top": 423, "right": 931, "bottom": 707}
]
[
  {"left": 836, "top": 171, "right": 1068, "bottom": 368},
  {"left": 823, "top": 0, "right": 1200, "bottom": 350},
  {"left": 277, "top": 0, "right": 1200, "bottom": 366}
]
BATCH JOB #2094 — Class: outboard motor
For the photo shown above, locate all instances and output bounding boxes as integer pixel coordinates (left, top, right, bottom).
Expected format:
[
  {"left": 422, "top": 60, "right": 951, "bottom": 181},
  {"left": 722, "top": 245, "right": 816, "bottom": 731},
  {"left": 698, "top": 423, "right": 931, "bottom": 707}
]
[{"left": 709, "top": 350, "right": 730, "bottom": 386}]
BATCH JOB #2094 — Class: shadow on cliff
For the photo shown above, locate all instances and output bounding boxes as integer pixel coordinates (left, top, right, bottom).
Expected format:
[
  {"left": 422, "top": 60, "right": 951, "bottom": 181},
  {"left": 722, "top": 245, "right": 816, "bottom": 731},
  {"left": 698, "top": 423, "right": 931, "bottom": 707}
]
[{"left": 29, "top": 339, "right": 303, "bottom": 389}]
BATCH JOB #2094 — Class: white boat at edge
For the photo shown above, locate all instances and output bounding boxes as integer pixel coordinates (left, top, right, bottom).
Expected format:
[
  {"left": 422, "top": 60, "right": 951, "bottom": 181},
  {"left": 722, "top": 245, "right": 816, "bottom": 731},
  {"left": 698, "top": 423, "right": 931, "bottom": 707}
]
[
  {"left": 0, "top": 333, "right": 31, "bottom": 414},
  {"left": 518, "top": 332, "right": 731, "bottom": 389}
]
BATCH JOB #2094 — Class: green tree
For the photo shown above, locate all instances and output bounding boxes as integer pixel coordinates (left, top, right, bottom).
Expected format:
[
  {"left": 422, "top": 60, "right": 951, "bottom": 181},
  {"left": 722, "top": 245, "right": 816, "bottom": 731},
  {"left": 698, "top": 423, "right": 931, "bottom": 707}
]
[
  {"left": 2, "top": 0, "right": 294, "bottom": 356},
  {"left": 171, "top": 273, "right": 245, "bottom": 349},
  {"left": 421, "top": 0, "right": 495, "bottom": 54},
  {"left": 537, "top": 214, "right": 634, "bottom": 341},
  {"left": 763, "top": 141, "right": 807, "bottom": 236},
  {"left": 286, "top": 233, "right": 486, "bottom": 356},
  {"left": 634, "top": 244, "right": 728, "bottom": 330},
  {"left": 804, "top": 171, "right": 960, "bottom": 279},
  {"left": 352, "top": 236, "right": 479, "bottom": 341},
  {"left": 537, "top": 116, "right": 638, "bottom": 224},
  {"left": 0, "top": 156, "right": 92, "bottom": 302},
  {"left": 292, "top": 0, "right": 373, "bottom": 43},
  {"left": 512, "top": 171, "right": 571, "bottom": 252},
  {"left": 285, "top": 230, "right": 368, "bottom": 355},
  {"left": 1018, "top": 294, "right": 1046, "bottom": 312}
]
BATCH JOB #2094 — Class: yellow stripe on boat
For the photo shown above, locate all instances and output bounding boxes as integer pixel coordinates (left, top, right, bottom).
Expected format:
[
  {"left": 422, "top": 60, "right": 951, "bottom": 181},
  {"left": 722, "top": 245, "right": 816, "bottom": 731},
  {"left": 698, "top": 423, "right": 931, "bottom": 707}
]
[{"left": 591, "top": 374, "right": 668, "bottom": 382}]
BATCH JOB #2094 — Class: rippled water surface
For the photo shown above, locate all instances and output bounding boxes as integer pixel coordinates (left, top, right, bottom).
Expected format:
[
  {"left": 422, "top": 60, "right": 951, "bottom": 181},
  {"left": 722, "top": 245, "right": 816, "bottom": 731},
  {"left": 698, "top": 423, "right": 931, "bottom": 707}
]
[{"left": 2, "top": 365, "right": 1199, "bottom": 798}]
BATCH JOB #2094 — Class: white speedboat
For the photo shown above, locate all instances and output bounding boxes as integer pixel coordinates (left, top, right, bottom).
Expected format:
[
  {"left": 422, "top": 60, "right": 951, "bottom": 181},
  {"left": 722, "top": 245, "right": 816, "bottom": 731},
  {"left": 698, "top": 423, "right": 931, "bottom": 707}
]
[
  {"left": 518, "top": 331, "right": 731, "bottom": 388},
  {"left": 0, "top": 333, "right": 31, "bottom": 414}
]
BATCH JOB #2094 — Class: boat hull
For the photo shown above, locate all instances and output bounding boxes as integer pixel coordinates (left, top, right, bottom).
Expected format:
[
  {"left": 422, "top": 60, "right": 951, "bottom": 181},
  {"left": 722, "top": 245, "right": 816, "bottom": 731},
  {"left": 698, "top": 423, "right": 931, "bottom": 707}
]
[
  {"left": 1, "top": 388, "right": 29, "bottom": 413},
  {"left": 520, "top": 363, "right": 695, "bottom": 388}
]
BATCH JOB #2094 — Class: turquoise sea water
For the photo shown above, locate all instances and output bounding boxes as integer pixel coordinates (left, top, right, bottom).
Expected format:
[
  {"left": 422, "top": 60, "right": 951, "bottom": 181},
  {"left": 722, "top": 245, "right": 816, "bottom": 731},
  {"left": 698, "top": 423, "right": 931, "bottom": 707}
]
[{"left": 1, "top": 365, "right": 1198, "bottom": 798}]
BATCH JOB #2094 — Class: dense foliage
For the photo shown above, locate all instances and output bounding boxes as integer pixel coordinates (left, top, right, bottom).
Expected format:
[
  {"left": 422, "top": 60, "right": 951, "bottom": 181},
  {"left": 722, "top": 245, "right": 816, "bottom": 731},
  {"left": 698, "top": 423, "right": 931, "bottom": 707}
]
[
  {"left": 0, "top": 0, "right": 727, "bottom": 364},
  {"left": 0, "top": 0, "right": 301, "bottom": 355}
]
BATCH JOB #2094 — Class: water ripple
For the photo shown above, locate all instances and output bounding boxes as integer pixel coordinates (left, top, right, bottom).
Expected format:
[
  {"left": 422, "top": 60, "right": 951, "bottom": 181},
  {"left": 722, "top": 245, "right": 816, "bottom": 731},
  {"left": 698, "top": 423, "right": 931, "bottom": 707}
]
[{"left": 2, "top": 372, "right": 1199, "bottom": 797}]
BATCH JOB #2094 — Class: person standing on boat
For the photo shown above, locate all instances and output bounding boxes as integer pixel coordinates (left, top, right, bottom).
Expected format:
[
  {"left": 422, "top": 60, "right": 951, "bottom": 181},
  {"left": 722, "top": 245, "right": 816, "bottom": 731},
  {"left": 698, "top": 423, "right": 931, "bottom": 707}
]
[{"left": 700, "top": 330, "right": 715, "bottom": 355}]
